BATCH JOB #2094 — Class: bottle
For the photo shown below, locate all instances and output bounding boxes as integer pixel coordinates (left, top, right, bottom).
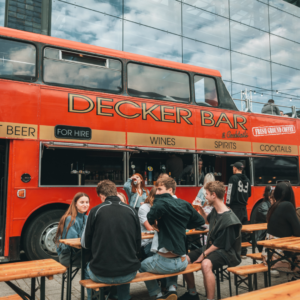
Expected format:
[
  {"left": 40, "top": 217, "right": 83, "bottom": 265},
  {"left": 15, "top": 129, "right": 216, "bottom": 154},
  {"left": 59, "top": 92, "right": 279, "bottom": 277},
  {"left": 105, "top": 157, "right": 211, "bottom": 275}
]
[
  {"left": 162, "top": 164, "right": 166, "bottom": 173},
  {"left": 145, "top": 177, "right": 148, "bottom": 185},
  {"left": 148, "top": 166, "right": 153, "bottom": 185},
  {"left": 169, "top": 172, "right": 171, "bottom": 177},
  {"left": 131, "top": 161, "right": 135, "bottom": 175},
  {"left": 144, "top": 162, "right": 147, "bottom": 180}
]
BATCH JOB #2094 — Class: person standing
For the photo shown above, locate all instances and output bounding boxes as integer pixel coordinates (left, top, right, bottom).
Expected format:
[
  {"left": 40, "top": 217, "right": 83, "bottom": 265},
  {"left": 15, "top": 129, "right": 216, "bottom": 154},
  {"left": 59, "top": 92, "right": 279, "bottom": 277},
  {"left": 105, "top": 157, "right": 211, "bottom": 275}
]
[
  {"left": 124, "top": 173, "right": 148, "bottom": 212},
  {"left": 140, "top": 177, "right": 205, "bottom": 300},
  {"left": 261, "top": 99, "right": 280, "bottom": 115},
  {"left": 226, "top": 161, "right": 251, "bottom": 257},
  {"left": 81, "top": 180, "right": 141, "bottom": 300}
]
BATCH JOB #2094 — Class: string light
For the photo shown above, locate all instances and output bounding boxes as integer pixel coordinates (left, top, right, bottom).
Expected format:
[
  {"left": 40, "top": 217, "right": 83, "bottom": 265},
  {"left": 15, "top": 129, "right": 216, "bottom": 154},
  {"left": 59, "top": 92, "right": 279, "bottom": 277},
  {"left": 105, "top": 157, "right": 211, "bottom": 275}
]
[{"left": 261, "top": 93, "right": 263, "bottom": 96}]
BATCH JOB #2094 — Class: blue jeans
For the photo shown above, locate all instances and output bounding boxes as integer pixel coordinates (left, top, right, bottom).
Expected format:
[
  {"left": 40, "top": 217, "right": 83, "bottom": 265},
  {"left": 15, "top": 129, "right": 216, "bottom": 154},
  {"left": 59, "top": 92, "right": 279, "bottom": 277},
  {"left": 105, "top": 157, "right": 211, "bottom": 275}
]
[
  {"left": 140, "top": 254, "right": 188, "bottom": 296},
  {"left": 87, "top": 263, "right": 137, "bottom": 300}
]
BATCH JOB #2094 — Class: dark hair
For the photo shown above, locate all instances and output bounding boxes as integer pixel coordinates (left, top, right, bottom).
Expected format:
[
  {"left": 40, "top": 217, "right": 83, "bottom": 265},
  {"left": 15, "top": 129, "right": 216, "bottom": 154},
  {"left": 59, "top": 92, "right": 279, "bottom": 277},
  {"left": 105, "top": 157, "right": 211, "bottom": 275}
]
[
  {"left": 263, "top": 186, "right": 272, "bottom": 203},
  {"left": 267, "top": 182, "right": 295, "bottom": 222},
  {"left": 158, "top": 173, "right": 169, "bottom": 179},
  {"left": 96, "top": 180, "right": 117, "bottom": 197},
  {"left": 268, "top": 99, "right": 274, "bottom": 103},
  {"left": 155, "top": 177, "right": 176, "bottom": 194},
  {"left": 55, "top": 192, "right": 90, "bottom": 245}
]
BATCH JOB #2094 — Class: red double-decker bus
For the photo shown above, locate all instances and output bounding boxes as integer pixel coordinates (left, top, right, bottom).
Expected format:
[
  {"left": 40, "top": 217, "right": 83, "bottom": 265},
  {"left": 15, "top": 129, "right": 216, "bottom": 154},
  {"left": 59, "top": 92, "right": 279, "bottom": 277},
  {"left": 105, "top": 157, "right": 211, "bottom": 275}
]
[{"left": 0, "top": 27, "right": 299, "bottom": 262}]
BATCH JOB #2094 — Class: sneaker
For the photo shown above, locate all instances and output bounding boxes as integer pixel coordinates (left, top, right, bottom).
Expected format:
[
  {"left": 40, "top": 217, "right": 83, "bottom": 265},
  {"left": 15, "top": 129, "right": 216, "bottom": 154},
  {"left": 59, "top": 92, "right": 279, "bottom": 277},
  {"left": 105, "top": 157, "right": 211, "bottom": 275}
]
[
  {"left": 241, "top": 255, "right": 247, "bottom": 259},
  {"left": 157, "top": 291, "right": 177, "bottom": 300},
  {"left": 178, "top": 292, "right": 199, "bottom": 300},
  {"left": 270, "top": 270, "right": 280, "bottom": 277}
]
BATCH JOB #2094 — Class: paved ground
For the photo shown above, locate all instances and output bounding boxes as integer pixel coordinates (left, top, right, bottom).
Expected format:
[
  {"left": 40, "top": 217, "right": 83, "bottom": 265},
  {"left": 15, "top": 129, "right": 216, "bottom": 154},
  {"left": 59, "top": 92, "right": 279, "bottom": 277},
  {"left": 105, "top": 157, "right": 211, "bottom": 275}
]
[{"left": 0, "top": 248, "right": 290, "bottom": 300}]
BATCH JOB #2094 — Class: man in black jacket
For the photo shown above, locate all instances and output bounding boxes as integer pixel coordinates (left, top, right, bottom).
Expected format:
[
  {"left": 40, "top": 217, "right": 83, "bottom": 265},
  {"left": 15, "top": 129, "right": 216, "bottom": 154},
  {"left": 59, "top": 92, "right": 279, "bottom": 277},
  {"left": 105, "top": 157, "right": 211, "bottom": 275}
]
[
  {"left": 226, "top": 161, "right": 251, "bottom": 256},
  {"left": 81, "top": 180, "right": 141, "bottom": 300},
  {"left": 140, "top": 177, "right": 205, "bottom": 300}
]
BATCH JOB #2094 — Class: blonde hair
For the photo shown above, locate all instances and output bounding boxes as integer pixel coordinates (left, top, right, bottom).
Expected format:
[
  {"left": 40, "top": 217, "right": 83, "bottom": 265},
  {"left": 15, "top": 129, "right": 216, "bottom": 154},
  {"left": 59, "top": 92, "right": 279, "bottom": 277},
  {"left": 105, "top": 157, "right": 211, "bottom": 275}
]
[
  {"left": 203, "top": 173, "right": 215, "bottom": 186},
  {"left": 117, "top": 192, "right": 127, "bottom": 204}
]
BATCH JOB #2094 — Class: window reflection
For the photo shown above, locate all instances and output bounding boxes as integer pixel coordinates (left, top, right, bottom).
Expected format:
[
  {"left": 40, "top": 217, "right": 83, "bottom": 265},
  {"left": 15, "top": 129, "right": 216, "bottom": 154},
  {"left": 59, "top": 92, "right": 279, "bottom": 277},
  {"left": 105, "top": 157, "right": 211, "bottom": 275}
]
[
  {"left": 0, "top": 0, "right": 5, "bottom": 26},
  {"left": 269, "top": 0, "right": 300, "bottom": 17},
  {"left": 270, "top": 35, "right": 300, "bottom": 70},
  {"left": 51, "top": 1, "right": 122, "bottom": 50},
  {"left": 230, "top": 21, "right": 270, "bottom": 60},
  {"left": 269, "top": 6, "right": 300, "bottom": 44},
  {"left": 124, "top": 21, "right": 182, "bottom": 62},
  {"left": 183, "top": 0, "right": 229, "bottom": 17},
  {"left": 183, "top": 4, "right": 230, "bottom": 48},
  {"left": 183, "top": 38, "right": 231, "bottom": 81},
  {"left": 59, "top": 0, "right": 122, "bottom": 17},
  {"left": 0, "top": 38, "right": 36, "bottom": 81},
  {"left": 231, "top": 52, "right": 271, "bottom": 89},
  {"left": 230, "top": 0, "right": 269, "bottom": 31},
  {"left": 124, "top": 0, "right": 181, "bottom": 35},
  {"left": 223, "top": 81, "right": 232, "bottom": 95},
  {"left": 194, "top": 76, "right": 218, "bottom": 106},
  {"left": 127, "top": 63, "right": 190, "bottom": 103},
  {"left": 271, "top": 63, "right": 300, "bottom": 98}
]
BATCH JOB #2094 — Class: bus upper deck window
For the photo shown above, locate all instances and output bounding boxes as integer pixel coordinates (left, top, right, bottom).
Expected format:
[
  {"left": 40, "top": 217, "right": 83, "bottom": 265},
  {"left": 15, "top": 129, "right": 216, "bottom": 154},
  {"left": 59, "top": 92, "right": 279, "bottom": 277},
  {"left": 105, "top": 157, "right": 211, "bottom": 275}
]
[
  {"left": 0, "top": 38, "right": 36, "bottom": 82},
  {"left": 194, "top": 75, "right": 218, "bottom": 107},
  {"left": 43, "top": 47, "right": 122, "bottom": 93},
  {"left": 127, "top": 63, "right": 190, "bottom": 103}
]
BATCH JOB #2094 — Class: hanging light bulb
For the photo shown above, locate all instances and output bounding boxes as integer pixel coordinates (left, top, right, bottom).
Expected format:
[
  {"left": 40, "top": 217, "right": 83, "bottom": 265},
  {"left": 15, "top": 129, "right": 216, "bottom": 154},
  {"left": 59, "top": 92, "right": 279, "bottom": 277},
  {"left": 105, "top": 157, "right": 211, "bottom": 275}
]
[
  {"left": 253, "top": 90, "right": 256, "bottom": 94},
  {"left": 276, "top": 90, "right": 279, "bottom": 94},
  {"left": 261, "top": 93, "right": 263, "bottom": 96},
  {"left": 290, "top": 98, "right": 292, "bottom": 101}
]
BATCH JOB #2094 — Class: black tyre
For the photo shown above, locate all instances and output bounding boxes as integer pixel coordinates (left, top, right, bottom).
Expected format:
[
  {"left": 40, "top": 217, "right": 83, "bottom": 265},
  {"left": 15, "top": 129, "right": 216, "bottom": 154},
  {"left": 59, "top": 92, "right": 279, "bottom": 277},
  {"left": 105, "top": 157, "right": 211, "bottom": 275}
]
[{"left": 23, "top": 209, "right": 65, "bottom": 260}]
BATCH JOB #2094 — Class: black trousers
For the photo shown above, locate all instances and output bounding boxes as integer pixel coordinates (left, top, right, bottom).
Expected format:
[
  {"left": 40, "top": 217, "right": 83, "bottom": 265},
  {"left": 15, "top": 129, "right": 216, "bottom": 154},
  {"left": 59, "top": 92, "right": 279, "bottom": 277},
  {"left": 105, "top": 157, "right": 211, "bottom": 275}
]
[{"left": 231, "top": 206, "right": 248, "bottom": 255}]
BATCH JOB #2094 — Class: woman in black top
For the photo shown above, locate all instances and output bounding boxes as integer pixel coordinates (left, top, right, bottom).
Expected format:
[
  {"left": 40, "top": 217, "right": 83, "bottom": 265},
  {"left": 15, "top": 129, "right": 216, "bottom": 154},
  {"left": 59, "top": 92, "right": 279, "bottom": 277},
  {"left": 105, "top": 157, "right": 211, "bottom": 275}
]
[{"left": 262, "top": 182, "right": 300, "bottom": 278}]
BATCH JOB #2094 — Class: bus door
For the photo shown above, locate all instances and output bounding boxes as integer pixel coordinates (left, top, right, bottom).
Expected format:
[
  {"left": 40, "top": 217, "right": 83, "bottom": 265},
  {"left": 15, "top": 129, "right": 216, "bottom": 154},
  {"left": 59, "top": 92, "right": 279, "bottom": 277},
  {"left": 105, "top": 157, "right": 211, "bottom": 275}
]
[{"left": 0, "top": 139, "right": 9, "bottom": 256}]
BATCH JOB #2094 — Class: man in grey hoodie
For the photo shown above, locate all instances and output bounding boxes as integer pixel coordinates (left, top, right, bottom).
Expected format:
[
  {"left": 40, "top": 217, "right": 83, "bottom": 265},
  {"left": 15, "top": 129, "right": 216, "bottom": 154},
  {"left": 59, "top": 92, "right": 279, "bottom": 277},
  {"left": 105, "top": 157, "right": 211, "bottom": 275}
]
[{"left": 261, "top": 99, "right": 280, "bottom": 115}]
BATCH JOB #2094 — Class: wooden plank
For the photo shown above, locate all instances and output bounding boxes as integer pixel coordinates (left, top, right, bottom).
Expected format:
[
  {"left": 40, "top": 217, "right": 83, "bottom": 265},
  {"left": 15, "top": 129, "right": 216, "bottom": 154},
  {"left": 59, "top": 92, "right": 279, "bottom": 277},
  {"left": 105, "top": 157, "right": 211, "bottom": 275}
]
[
  {"left": 241, "top": 242, "right": 252, "bottom": 248},
  {"left": 241, "top": 223, "right": 267, "bottom": 233},
  {"left": 222, "top": 280, "right": 300, "bottom": 299},
  {"left": 0, "top": 295, "right": 23, "bottom": 300},
  {"left": 227, "top": 263, "right": 267, "bottom": 276},
  {"left": 257, "top": 237, "right": 300, "bottom": 247},
  {"left": 80, "top": 264, "right": 202, "bottom": 291},
  {"left": 246, "top": 253, "right": 263, "bottom": 260},
  {"left": 0, "top": 259, "right": 66, "bottom": 282}
]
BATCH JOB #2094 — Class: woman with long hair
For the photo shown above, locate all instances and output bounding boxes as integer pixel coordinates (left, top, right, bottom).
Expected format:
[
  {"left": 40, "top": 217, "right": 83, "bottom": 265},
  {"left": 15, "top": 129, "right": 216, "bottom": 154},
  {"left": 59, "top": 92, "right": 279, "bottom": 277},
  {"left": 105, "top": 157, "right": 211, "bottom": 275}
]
[
  {"left": 262, "top": 182, "right": 300, "bottom": 279},
  {"left": 124, "top": 173, "right": 149, "bottom": 211},
  {"left": 55, "top": 192, "right": 91, "bottom": 299},
  {"left": 138, "top": 187, "right": 156, "bottom": 259},
  {"left": 195, "top": 173, "right": 215, "bottom": 207}
]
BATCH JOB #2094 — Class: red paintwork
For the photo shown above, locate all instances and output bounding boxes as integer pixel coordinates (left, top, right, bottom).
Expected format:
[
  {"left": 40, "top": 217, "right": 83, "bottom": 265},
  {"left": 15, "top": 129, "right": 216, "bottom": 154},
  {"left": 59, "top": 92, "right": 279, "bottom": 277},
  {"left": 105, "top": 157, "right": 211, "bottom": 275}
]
[{"left": 1, "top": 27, "right": 300, "bottom": 258}]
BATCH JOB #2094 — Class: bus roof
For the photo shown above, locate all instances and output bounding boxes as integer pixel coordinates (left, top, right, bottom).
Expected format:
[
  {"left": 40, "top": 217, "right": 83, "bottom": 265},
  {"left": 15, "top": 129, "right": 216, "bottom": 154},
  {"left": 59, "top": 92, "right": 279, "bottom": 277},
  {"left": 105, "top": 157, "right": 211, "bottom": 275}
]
[{"left": 0, "top": 26, "right": 222, "bottom": 78}]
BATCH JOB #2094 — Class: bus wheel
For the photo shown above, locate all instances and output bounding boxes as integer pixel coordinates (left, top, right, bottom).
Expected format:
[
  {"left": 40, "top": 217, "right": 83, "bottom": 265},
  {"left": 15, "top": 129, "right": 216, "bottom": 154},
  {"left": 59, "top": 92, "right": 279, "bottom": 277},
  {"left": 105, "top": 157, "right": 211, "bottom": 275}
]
[{"left": 23, "top": 209, "right": 65, "bottom": 260}]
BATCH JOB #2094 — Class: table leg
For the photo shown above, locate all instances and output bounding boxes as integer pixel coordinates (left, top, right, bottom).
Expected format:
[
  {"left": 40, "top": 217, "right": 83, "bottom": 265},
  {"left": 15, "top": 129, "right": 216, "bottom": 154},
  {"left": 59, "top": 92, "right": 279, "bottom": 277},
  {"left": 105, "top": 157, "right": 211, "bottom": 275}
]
[
  {"left": 67, "top": 250, "right": 73, "bottom": 300},
  {"left": 251, "top": 232, "right": 257, "bottom": 290},
  {"left": 31, "top": 278, "right": 36, "bottom": 300},
  {"left": 216, "top": 268, "right": 221, "bottom": 300},
  {"left": 40, "top": 277, "right": 45, "bottom": 300},
  {"left": 267, "top": 248, "right": 271, "bottom": 287},
  {"left": 81, "top": 248, "right": 86, "bottom": 300},
  {"left": 248, "top": 274, "right": 253, "bottom": 292}
]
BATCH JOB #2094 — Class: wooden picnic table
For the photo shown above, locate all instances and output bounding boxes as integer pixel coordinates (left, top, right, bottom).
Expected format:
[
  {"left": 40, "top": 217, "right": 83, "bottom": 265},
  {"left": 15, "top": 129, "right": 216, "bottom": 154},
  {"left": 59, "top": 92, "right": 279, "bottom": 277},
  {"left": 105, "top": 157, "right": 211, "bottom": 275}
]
[
  {"left": 223, "top": 279, "right": 300, "bottom": 299},
  {"left": 241, "top": 223, "right": 267, "bottom": 233},
  {"left": 257, "top": 236, "right": 300, "bottom": 286},
  {"left": 0, "top": 259, "right": 66, "bottom": 300}
]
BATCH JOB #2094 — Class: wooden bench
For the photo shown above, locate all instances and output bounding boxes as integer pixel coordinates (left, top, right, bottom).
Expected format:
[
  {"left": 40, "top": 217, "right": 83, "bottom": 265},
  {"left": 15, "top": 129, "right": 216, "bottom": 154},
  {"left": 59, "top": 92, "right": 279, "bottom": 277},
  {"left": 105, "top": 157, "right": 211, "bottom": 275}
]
[
  {"left": 0, "top": 296, "right": 22, "bottom": 300},
  {"left": 80, "top": 264, "right": 202, "bottom": 291},
  {"left": 241, "top": 242, "right": 252, "bottom": 248},
  {"left": 227, "top": 263, "right": 268, "bottom": 294},
  {"left": 222, "top": 279, "right": 300, "bottom": 299},
  {"left": 246, "top": 252, "right": 263, "bottom": 261}
]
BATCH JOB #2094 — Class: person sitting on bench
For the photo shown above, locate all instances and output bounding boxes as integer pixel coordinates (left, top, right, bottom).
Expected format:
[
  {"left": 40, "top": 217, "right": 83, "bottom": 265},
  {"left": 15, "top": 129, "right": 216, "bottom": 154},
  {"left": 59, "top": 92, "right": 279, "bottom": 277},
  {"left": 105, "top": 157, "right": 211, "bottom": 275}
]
[
  {"left": 140, "top": 177, "right": 205, "bottom": 300},
  {"left": 179, "top": 181, "right": 242, "bottom": 300},
  {"left": 81, "top": 180, "right": 141, "bottom": 300}
]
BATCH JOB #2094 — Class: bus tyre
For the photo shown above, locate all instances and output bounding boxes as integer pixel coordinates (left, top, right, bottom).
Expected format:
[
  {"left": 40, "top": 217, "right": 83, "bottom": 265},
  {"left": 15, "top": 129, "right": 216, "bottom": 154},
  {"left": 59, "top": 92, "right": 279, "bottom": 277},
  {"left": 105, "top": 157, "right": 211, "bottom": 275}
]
[{"left": 23, "top": 209, "right": 65, "bottom": 261}]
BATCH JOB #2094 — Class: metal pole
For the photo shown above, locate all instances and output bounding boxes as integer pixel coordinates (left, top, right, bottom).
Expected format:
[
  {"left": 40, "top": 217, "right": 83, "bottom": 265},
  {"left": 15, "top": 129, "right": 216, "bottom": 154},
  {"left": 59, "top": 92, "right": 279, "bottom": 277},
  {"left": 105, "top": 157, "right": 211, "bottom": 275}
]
[{"left": 40, "top": 277, "right": 46, "bottom": 300}]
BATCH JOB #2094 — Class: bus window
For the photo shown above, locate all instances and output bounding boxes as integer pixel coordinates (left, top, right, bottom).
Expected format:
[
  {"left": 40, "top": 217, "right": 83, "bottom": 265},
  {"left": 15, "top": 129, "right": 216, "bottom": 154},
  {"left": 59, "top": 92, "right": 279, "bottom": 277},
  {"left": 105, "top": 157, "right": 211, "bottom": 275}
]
[
  {"left": 43, "top": 48, "right": 122, "bottom": 93},
  {"left": 194, "top": 75, "right": 218, "bottom": 107},
  {"left": 40, "top": 147, "right": 125, "bottom": 186},
  {"left": 0, "top": 38, "right": 36, "bottom": 81},
  {"left": 129, "top": 151, "right": 195, "bottom": 186},
  {"left": 253, "top": 156, "right": 299, "bottom": 185},
  {"left": 127, "top": 63, "right": 190, "bottom": 103}
]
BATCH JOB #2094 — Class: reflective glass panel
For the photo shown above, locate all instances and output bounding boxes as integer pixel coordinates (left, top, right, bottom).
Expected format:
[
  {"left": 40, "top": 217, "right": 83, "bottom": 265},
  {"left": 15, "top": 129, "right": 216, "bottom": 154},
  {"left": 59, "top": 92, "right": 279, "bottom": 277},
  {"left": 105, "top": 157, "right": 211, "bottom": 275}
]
[
  {"left": 271, "top": 95, "right": 294, "bottom": 116},
  {"left": 194, "top": 76, "right": 218, "bottom": 106},
  {"left": 269, "top": 0, "right": 300, "bottom": 17},
  {"left": 182, "top": 4, "right": 230, "bottom": 49},
  {"left": 223, "top": 80, "right": 232, "bottom": 95},
  {"left": 270, "top": 34, "right": 300, "bottom": 70},
  {"left": 0, "top": 0, "right": 5, "bottom": 26},
  {"left": 43, "top": 48, "right": 122, "bottom": 93},
  {"left": 183, "top": 0, "right": 229, "bottom": 17},
  {"left": 51, "top": 1, "right": 122, "bottom": 50},
  {"left": 124, "top": 0, "right": 181, "bottom": 35},
  {"left": 59, "top": 0, "right": 122, "bottom": 17},
  {"left": 124, "top": 21, "right": 182, "bottom": 62},
  {"left": 127, "top": 63, "right": 190, "bottom": 103},
  {"left": 254, "top": 156, "right": 299, "bottom": 185},
  {"left": 230, "top": 21, "right": 270, "bottom": 60},
  {"left": 269, "top": 6, "right": 300, "bottom": 44},
  {"left": 0, "top": 38, "right": 36, "bottom": 81},
  {"left": 271, "top": 63, "right": 300, "bottom": 98},
  {"left": 230, "top": 0, "right": 269, "bottom": 31},
  {"left": 231, "top": 52, "right": 271, "bottom": 89},
  {"left": 183, "top": 38, "right": 231, "bottom": 81}
]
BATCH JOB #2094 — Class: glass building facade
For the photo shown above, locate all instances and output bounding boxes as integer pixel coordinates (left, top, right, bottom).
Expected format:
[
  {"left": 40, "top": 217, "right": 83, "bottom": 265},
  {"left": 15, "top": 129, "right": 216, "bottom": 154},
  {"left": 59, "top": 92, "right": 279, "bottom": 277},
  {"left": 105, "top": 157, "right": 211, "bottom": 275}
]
[{"left": 2, "top": 0, "right": 300, "bottom": 113}]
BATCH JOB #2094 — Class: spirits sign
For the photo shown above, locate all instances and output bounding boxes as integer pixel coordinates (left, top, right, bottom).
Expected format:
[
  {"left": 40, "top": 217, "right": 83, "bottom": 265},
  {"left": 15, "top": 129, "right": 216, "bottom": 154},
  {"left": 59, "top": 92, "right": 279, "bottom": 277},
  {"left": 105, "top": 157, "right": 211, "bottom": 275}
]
[{"left": 55, "top": 125, "right": 92, "bottom": 140}]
